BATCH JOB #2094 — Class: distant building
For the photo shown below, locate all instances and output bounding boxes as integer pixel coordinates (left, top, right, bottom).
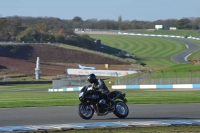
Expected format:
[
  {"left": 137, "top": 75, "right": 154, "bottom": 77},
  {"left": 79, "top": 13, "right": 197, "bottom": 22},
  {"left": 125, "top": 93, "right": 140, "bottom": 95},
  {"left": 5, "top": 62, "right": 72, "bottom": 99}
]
[
  {"left": 155, "top": 25, "right": 163, "bottom": 30},
  {"left": 169, "top": 27, "right": 177, "bottom": 30}
]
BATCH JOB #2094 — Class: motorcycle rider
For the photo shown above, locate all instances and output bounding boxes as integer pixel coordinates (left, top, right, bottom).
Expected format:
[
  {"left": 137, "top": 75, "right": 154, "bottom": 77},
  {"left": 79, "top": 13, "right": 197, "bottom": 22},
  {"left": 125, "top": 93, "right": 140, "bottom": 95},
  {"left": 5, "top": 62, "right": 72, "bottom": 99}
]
[{"left": 87, "top": 73, "right": 115, "bottom": 110}]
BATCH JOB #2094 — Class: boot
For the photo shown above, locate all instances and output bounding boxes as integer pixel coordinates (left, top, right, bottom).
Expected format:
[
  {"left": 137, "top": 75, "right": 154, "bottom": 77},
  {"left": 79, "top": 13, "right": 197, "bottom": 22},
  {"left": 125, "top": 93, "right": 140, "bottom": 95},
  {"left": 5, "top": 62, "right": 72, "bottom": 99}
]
[{"left": 109, "top": 99, "right": 115, "bottom": 111}]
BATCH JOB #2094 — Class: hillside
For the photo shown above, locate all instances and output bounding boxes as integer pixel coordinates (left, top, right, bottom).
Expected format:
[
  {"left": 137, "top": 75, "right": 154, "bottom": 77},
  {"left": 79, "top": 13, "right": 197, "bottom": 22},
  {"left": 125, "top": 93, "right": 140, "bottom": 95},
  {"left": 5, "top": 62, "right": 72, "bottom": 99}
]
[{"left": 0, "top": 44, "right": 139, "bottom": 77}]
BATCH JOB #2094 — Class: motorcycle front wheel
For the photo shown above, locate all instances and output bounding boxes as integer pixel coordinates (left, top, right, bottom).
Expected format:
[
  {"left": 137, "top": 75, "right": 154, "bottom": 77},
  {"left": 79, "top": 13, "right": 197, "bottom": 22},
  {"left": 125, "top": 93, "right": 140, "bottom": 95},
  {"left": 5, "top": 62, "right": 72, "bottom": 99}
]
[
  {"left": 113, "top": 101, "right": 129, "bottom": 118},
  {"left": 78, "top": 103, "right": 94, "bottom": 120}
]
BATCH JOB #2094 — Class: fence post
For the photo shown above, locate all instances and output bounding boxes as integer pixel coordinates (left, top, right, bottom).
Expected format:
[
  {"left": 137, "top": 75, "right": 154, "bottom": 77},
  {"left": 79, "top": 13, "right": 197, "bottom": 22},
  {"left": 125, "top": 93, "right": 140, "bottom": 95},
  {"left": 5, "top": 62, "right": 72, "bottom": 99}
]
[
  {"left": 115, "top": 72, "right": 119, "bottom": 85},
  {"left": 148, "top": 70, "right": 151, "bottom": 84},
  {"left": 189, "top": 70, "right": 192, "bottom": 84},
  {"left": 4, "top": 75, "right": 6, "bottom": 82},
  {"left": 174, "top": 70, "right": 177, "bottom": 84},
  {"left": 127, "top": 74, "right": 129, "bottom": 85},
  {"left": 78, "top": 75, "right": 81, "bottom": 86},
  {"left": 137, "top": 70, "right": 140, "bottom": 84}
]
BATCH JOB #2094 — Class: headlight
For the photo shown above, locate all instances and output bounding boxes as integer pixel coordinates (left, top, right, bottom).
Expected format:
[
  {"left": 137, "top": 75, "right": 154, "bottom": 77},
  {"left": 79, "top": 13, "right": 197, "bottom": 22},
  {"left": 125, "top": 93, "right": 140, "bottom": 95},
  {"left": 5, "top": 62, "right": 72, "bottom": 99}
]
[{"left": 79, "top": 92, "right": 84, "bottom": 98}]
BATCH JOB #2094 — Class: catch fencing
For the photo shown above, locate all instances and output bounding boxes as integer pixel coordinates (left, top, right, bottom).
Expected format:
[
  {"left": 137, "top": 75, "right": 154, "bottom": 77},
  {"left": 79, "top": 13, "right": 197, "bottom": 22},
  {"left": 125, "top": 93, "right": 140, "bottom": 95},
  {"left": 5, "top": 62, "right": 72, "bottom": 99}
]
[
  {"left": 0, "top": 75, "right": 10, "bottom": 82},
  {"left": 1, "top": 71, "right": 199, "bottom": 88},
  {"left": 52, "top": 71, "right": 200, "bottom": 89},
  {"left": 116, "top": 71, "right": 200, "bottom": 85},
  {"left": 52, "top": 76, "right": 88, "bottom": 89}
]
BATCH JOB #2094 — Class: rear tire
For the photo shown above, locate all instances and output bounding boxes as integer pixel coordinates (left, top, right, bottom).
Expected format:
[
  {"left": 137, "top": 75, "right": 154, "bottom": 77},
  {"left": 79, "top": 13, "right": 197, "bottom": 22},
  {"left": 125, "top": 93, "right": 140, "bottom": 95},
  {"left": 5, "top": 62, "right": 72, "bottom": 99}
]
[
  {"left": 78, "top": 103, "right": 94, "bottom": 120},
  {"left": 113, "top": 101, "right": 129, "bottom": 118}
]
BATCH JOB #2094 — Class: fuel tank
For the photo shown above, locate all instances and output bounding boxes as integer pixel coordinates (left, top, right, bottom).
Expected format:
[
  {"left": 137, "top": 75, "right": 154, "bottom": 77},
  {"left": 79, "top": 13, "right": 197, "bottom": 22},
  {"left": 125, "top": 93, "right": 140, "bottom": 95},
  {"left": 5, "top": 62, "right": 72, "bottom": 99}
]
[{"left": 84, "top": 93, "right": 99, "bottom": 100}]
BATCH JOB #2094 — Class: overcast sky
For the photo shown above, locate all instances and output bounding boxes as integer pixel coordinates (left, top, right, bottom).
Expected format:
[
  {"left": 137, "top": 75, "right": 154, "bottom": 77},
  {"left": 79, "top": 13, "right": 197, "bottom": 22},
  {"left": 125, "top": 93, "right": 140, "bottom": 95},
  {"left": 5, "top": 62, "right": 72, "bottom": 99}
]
[{"left": 0, "top": 0, "right": 199, "bottom": 21}]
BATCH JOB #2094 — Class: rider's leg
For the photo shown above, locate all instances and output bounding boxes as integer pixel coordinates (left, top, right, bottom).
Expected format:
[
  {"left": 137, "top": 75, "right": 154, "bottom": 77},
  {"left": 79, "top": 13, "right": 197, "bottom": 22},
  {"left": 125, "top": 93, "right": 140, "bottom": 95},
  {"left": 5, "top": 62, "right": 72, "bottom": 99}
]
[{"left": 106, "top": 95, "right": 115, "bottom": 110}]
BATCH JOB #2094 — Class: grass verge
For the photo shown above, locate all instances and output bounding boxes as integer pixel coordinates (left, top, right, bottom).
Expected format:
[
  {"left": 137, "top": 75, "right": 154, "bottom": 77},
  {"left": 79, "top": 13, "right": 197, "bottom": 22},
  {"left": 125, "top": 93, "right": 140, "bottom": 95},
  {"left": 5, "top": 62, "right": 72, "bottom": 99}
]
[
  {"left": 0, "top": 84, "right": 52, "bottom": 90},
  {"left": 89, "top": 34, "right": 185, "bottom": 70},
  {"left": 0, "top": 84, "right": 200, "bottom": 108}
]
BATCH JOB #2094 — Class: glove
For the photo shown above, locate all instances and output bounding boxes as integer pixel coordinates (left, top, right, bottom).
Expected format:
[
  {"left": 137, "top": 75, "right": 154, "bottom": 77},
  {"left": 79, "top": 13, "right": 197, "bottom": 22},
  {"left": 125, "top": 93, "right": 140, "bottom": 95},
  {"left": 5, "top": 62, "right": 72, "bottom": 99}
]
[{"left": 87, "top": 86, "right": 93, "bottom": 91}]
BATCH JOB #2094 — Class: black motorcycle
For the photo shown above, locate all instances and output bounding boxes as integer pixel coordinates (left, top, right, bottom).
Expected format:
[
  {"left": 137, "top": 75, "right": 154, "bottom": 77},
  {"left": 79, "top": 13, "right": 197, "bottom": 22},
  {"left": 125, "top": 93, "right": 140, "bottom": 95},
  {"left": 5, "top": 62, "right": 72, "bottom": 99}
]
[{"left": 78, "top": 84, "right": 129, "bottom": 120}]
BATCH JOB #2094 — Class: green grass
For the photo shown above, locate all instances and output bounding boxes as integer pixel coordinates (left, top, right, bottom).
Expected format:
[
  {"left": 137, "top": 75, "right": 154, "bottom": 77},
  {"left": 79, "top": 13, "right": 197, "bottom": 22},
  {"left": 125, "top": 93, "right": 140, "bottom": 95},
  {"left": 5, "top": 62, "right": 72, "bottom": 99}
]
[
  {"left": 0, "top": 84, "right": 52, "bottom": 90},
  {"left": 185, "top": 39, "right": 200, "bottom": 61},
  {"left": 189, "top": 50, "right": 200, "bottom": 60},
  {"left": 0, "top": 92, "right": 78, "bottom": 108},
  {"left": 89, "top": 34, "right": 186, "bottom": 71},
  {"left": 164, "top": 63, "right": 200, "bottom": 73},
  {"left": 149, "top": 63, "right": 200, "bottom": 78},
  {"left": 0, "top": 84, "right": 200, "bottom": 108}
]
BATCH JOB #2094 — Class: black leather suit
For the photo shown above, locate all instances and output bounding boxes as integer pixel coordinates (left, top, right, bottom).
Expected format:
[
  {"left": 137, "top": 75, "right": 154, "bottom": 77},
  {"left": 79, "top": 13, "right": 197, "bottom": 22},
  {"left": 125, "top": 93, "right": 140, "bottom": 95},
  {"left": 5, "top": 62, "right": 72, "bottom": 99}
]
[{"left": 93, "top": 79, "right": 115, "bottom": 108}]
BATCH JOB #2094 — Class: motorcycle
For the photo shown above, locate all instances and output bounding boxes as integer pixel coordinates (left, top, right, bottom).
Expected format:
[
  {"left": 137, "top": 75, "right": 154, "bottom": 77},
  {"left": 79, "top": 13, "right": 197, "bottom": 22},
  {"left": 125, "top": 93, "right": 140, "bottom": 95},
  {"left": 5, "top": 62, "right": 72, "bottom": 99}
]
[{"left": 78, "top": 84, "right": 129, "bottom": 120}]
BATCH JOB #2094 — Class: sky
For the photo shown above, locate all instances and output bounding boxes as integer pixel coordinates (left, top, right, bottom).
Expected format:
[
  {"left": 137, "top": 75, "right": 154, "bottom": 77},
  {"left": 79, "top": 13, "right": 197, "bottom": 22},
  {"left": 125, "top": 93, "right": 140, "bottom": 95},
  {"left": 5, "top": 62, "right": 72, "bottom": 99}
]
[{"left": 0, "top": 0, "right": 200, "bottom": 21}]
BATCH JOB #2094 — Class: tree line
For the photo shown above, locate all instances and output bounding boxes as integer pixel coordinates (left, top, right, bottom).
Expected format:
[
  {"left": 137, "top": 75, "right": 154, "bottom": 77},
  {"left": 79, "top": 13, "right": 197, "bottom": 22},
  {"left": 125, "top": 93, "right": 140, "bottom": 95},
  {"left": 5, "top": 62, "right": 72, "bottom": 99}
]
[
  {"left": 0, "top": 16, "right": 200, "bottom": 47},
  {"left": 0, "top": 16, "right": 99, "bottom": 50}
]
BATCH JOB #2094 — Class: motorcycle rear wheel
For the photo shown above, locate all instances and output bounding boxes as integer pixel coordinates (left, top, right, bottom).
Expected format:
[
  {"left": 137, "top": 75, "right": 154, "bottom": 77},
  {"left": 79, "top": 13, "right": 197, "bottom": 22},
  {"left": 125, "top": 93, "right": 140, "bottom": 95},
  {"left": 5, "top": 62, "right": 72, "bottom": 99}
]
[
  {"left": 78, "top": 103, "right": 94, "bottom": 120},
  {"left": 113, "top": 101, "right": 129, "bottom": 118}
]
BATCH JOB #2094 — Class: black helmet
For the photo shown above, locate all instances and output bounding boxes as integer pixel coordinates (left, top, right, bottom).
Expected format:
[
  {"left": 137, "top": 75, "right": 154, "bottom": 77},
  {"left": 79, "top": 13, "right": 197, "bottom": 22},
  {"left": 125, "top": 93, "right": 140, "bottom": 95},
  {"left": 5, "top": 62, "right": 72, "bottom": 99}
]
[{"left": 87, "top": 73, "right": 96, "bottom": 83}]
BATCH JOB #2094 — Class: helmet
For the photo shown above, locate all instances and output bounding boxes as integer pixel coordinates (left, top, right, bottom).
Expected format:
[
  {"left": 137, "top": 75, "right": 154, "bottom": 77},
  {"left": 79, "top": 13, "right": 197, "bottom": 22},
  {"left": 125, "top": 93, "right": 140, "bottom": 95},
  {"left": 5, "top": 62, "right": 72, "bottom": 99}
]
[{"left": 87, "top": 73, "right": 96, "bottom": 83}]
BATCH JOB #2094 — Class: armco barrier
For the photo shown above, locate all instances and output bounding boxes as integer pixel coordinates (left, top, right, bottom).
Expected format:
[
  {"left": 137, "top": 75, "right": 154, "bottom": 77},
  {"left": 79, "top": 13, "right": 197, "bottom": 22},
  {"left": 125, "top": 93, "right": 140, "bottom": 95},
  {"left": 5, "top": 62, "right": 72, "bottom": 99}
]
[
  {"left": 48, "top": 87, "right": 83, "bottom": 92},
  {"left": 48, "top": 84, "right": 200, "bottom": 92},
  {"left": 117, "top": 32, "right": 200, "bottom": 40},
  {"left": 112, "top": 84, "right": 200, "bottom": 89}
]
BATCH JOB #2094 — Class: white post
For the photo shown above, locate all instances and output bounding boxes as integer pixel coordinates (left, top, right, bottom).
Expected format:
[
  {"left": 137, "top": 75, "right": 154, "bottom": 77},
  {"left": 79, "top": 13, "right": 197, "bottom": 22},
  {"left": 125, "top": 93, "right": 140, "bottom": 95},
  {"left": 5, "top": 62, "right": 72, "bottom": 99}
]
[{"left": 35, "top": 57, "right": 41, "bottom": 80}]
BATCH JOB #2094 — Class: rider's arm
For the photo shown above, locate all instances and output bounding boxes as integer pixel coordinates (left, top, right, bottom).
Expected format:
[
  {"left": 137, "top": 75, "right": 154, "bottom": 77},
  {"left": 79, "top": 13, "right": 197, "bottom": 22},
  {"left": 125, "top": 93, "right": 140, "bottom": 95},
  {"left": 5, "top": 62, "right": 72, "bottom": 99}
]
[{"left": 95, "top": 79, "right": 104, "bottom": 92}]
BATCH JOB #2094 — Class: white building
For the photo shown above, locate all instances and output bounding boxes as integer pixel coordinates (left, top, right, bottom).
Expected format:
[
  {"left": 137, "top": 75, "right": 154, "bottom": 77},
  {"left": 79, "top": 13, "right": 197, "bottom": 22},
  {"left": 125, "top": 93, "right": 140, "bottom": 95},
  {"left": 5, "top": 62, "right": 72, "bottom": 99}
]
[
  {"left": 169, "top": 27, "right": 177, "bottom": 30},
  {"left": 155, "top": 25, "right": 163, "bottom": 30}
]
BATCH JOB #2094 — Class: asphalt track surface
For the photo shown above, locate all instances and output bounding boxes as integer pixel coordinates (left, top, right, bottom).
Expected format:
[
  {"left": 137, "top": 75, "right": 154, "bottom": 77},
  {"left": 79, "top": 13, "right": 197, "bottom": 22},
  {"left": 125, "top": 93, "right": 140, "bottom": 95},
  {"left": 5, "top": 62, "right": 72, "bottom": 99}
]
[
  {"left": 170, "top": 38, "right": 200, "bottom": 63},
  {"left": 0, "top": 104, "right": 200, "bottom": 127}
]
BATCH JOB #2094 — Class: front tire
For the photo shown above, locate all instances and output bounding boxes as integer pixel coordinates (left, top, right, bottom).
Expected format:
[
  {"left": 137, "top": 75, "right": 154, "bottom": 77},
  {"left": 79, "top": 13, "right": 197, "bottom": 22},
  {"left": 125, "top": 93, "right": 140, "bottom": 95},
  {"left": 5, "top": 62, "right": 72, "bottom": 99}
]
[
  {"left": 78, "top": 103, "right": 94, "bottom": 120},
  {"left": 113, "top": 101, "right": 129, "bottom": 118}
]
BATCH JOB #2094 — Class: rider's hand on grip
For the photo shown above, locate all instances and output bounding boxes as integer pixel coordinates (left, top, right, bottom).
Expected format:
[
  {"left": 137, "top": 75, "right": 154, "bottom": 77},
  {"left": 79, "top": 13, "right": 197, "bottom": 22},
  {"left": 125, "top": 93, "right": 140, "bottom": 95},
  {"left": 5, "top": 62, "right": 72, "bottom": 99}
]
[
  {"left": 88, "top": 84, "right": 95, "bottom": 91},
  {"left": 87, "top": 86, "right": 93, "bottom": 91}
]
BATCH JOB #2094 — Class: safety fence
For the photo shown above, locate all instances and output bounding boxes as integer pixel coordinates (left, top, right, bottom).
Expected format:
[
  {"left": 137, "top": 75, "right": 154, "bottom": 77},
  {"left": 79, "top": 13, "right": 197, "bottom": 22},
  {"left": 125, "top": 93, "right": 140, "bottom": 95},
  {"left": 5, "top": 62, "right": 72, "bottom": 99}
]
[
  {"left": 48, "top": 71, "right": 200, "bottom": 91},
  {"left": 0, "top": 75, "right": 10, "bottom": 82},
  {"left": 50, "top": 70, "right": 200, "bottom": 89},
  {"left": 116, "top": 71, "right": 200, "bottom": 85},
  {"left": 52, "top": 76, "right": 88, "bottom": 89}
]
